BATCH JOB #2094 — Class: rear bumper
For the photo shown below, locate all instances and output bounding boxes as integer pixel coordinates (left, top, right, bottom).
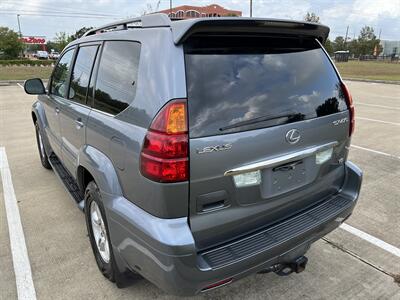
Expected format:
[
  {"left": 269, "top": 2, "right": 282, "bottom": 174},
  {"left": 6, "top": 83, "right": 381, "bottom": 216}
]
[{"left": 104, "top": 161, "right": 362, "bottom": 296}]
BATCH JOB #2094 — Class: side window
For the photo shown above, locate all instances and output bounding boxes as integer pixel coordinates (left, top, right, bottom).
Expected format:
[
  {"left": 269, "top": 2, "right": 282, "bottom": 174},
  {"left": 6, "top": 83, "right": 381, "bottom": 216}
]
[
  {"left": 94, "top": 41, "right": 140, "bottom": 115},
  {"left": 51, "top": 49, "right": 74, "bottom": 98},
  {"left": 69, "top": 45, "right": 98, "bottom": 105}
]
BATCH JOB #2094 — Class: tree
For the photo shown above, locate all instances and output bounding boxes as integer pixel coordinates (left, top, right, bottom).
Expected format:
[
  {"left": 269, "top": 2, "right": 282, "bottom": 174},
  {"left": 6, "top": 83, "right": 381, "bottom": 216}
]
[
  {"left": 333, "top": 36, "right": 346, "bottom": 52},
  {"left": 304, "top": 12, "right": 320, "bottom": 23},
  {"left": 0, "top": 27, "right": 24, "bottom": 59},
  {"left": 141, "top": 0, "right": 161, "bottom": 15},
  {"left": 348, "top": 39, "right": 359, "bottom": 57},
  {"left": 359, "top": 26, "right": 376, "bottom": 40},
  {"left": 141, "top": 3, "right": 157, "bottom": 15},
  {"left": 338, "top": 27, "right": 381, "bottom": 58},
  {"left": 357, "top": 26, "right": 380, "bottom": 56},
  {"left": 323, "top": 38, "right": 334, "bottom": 56},
  {"left": 47, "top": 27, "right": 93, "bottom": 52},
  {"left": 53, "top": 32, "right": 73, "bottom": 52},
  {"left": 70, "top": 27, "right": 93, "bottom": 40},
  {"left": 46, "top": 41, "right": 60, "bottom": 52}
]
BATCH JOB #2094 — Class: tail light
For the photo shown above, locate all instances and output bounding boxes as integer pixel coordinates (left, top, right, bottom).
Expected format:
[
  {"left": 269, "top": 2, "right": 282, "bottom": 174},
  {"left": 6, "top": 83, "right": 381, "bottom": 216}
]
[
  {"left": 140, "top": 99, "right": 189, "bottom": 183},
  {"left": 341, "top": 82, "right": 354, "bottom": 136}
]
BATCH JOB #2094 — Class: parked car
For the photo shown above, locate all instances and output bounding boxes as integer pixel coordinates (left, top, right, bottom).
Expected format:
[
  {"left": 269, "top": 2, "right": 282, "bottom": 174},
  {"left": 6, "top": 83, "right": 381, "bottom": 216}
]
[
  {"left": 49, "top": 52, "right": 60, "bottom": 60},
  {"left": 35, "top": 50, "right": 49, "bottom": 59},
  {"left": 24, "top": 14, "right": 362, "bottom": 296}
]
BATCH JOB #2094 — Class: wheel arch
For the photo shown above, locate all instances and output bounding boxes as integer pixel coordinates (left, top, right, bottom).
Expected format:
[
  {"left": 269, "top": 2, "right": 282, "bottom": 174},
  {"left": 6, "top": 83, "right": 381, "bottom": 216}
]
[
  {"left": 77, "top": 165, "right": 95, "bottom": 195},
  {"left": 31, "top": 111, "right": 37, "bottom": 123},
  {"left": 32, "top": 100, "right": 52, "bottom": 156},
  {"left": 31, "top": 100, "right": 48, "bottom": 128},
  {"left": 77, "top": 145, "right": 123, "bottom": 196}
]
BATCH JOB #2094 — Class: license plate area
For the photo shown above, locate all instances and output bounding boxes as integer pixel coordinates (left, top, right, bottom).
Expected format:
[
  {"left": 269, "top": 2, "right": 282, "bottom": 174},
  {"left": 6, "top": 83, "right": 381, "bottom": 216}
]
[{"left": 261, "top": 156, "right": 318, "bottom": 198}]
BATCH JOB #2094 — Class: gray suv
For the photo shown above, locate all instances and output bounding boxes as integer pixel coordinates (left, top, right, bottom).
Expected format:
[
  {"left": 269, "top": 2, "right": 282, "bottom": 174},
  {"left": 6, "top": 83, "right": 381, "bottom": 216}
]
[{"left": 24, "top": 14, "right": 362, "bottom": 296}]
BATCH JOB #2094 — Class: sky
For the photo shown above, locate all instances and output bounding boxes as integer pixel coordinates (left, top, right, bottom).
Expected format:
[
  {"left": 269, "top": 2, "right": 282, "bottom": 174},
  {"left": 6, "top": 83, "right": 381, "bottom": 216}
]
[{"left": 1, "top": 0, "right": 399, "bottom": 41}]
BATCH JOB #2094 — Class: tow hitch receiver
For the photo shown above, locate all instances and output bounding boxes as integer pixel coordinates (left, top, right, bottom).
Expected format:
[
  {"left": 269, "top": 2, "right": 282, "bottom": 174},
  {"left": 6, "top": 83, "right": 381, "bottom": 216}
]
[
  {"left": 291, "top": 256, "right": 308, "bottom": 273},
  {"left": 259, "top": 256, "right": 309, "bottom": 276},
  {"left": 277, "top": 256, "right": 308, "bottom": 276}
]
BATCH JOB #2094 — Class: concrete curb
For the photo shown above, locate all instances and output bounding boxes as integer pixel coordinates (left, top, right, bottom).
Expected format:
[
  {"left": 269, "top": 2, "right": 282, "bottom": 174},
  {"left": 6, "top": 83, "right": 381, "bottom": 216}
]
[
  {"left": 0, "top": 79, "right": 48, "bottom": 85},
  {"left": 343, "top": 77, "right": 400, "bottom": 85},
  {"left": 0, "top": 80, "right": 26, "bottom": 84}
]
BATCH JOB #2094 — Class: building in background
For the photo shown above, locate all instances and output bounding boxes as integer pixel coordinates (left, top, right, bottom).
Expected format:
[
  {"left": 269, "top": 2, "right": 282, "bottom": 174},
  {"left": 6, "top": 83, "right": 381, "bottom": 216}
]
[
  {"left": 158, "top": 4, "right": 242, "bottom": 19},
  {"left": 380, "top": 40, "right": 400, "bottom": 56}
]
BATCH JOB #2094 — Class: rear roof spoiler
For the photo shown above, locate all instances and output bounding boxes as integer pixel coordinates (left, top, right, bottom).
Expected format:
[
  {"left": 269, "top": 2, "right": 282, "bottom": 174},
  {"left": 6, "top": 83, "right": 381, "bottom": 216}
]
[
  {"left": 82, "top": 14, "right": 329, "bottom": 44},
  {"left": 171, "top": 17, "right": 330, "bottom": 44}
]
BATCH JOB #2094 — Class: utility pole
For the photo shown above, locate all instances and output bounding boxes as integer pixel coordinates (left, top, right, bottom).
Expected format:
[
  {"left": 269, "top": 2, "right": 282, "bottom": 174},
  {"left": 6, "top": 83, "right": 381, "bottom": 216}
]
[
  {"left": 155, "top": 0, "right": 161, "bottom": 12},
  {"left": 17, "top": 14, "right": 24, "bottom": 58},
  {"left": 376, "top": 29, "right": 382, "bottom": 57},
  {"left": 344, "top": 25, "right": 349, "bottom": 49},
  {"left": 17, "top": 14, "right": 22, "bottom": 37},
  {"left": 170, "top": 0, "right": 172, "bottom": 15},
  {"left": 250, "top": 0, "right": 253, "bottom": 17}
]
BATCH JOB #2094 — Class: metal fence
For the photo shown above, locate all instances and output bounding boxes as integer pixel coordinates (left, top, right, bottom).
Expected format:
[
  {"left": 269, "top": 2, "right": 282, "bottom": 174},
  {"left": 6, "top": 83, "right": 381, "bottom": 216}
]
[{"left": 358, "top": 54, "right": 399, "bottom": 62}]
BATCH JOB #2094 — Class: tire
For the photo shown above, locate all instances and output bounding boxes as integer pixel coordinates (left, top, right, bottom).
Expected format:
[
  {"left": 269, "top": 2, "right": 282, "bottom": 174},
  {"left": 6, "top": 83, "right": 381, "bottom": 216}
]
[
  {"left": 84, "top": 181, "right": 116, "bottom": 282},
  {"left": 34, "top": 122, "right": 51, "bottom": 169}
]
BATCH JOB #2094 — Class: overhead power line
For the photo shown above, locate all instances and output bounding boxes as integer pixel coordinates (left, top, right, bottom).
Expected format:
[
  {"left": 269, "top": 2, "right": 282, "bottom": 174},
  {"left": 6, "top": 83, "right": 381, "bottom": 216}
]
[
  {"left": 0, "top": 12, "right": 121, "bottom": 19},
  {"left": 1, "top": 10, "right": 120, "bottom": 17},
  {"left": 1, "top": 9, "right": 122, "bottom": 17},
  {"left": 0, "top": 0, "right": 122, "bottom": 16}
]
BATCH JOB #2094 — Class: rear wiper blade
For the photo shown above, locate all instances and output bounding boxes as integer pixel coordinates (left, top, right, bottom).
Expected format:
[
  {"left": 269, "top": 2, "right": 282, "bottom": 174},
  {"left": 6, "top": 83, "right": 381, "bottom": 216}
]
[{"left": 220, "top": 112, "right": 305, "bottom": 132}]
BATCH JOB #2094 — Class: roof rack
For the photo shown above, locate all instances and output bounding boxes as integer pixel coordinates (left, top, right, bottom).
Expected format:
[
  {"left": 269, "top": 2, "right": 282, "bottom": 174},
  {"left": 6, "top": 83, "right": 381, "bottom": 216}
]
[{"left": 82, "top": 13, "right": 171, "bottom": 37}]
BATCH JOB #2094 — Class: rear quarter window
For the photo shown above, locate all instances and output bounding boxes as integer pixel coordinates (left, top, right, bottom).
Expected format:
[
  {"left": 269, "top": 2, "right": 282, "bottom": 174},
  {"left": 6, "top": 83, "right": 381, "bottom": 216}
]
[
  {"left": 185, "top": 36, "right": 347, "bottom": 138},
  {"left": 93, "top": 41, "right": 140, "bottom": 115}
]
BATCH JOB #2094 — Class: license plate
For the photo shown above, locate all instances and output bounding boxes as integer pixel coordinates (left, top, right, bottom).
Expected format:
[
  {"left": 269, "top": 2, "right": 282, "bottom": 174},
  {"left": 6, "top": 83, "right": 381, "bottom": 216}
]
[
  {"left": 261, "top": 156, "right": 317, "bottom": 198},
  {"left": 271, "top": 161, "right": 306, "bottom": 194}
]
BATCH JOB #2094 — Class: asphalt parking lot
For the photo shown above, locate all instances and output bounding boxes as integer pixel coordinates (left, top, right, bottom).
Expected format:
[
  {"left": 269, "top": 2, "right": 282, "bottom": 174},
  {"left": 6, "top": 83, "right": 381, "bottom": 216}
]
[{"left": 0, "top": 81, "right": 399, "bottom": 299}]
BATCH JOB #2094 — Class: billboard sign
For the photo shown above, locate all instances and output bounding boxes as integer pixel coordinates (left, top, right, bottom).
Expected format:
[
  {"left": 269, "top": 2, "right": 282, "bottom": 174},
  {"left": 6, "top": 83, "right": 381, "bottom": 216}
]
[{"left": 20, "top": 36, "right": 46, "bottom": 44}]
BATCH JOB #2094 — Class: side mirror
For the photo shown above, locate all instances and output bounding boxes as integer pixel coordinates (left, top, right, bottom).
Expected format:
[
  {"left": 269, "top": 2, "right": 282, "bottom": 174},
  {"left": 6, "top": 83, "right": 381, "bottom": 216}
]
[{"left": 24, "top": 78, "right": 46, "bottom": 95}]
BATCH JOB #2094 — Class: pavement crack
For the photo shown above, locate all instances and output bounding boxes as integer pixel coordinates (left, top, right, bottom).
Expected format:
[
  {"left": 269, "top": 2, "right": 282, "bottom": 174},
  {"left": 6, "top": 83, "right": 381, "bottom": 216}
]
[
  {"left": 322, "top": 237, "right": 400, "bottom": 287},
  {"left": 393, "top": 274, "right": 400, "bottom": 286}
]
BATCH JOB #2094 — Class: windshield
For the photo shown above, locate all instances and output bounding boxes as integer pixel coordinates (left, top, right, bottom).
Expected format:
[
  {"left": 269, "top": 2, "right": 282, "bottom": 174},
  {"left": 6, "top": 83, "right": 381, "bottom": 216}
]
[{"left": 184, "top": 35, "right": 347, "bottom": 138}]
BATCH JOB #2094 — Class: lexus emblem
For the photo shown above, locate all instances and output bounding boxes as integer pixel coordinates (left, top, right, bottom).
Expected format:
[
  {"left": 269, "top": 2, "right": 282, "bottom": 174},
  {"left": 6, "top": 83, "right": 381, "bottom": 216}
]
[{"left": 285, "top": 129, "right": 301, "bottom": 144}]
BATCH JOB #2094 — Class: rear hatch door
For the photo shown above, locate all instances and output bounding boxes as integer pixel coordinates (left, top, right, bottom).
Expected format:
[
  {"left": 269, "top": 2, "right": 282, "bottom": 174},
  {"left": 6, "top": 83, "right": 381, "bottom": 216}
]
[{"left": 185, "top": 34, "right": 350, "bottom": 250}]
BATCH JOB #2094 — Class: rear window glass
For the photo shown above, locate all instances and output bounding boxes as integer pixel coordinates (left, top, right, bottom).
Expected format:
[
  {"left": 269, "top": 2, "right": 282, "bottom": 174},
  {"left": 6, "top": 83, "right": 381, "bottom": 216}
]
[{"left": 184, "top": 36, "right": 347, "bottom": 138}]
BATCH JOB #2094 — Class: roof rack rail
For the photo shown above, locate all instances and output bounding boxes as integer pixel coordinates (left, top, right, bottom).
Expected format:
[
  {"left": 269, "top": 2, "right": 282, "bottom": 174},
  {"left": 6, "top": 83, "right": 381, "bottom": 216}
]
[{"left": 82, "top": 13, "right": 171, "bottom": 37}]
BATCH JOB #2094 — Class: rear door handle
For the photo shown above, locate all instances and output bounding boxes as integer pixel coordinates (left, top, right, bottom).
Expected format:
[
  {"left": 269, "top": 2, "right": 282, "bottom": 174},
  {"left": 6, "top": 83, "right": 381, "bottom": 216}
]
[
  {"left": 55, "top": 107, "right": 60, "bottom": 114},
  {"left": 75, "top": 119, "right": 84, "bottom": 128}
]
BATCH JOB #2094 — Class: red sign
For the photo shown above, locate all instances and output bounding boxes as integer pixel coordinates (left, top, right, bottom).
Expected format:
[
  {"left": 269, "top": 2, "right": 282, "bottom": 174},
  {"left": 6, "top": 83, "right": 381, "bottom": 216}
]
[{"left": 20, "top": 36, "right": 46, "bottom": 44}]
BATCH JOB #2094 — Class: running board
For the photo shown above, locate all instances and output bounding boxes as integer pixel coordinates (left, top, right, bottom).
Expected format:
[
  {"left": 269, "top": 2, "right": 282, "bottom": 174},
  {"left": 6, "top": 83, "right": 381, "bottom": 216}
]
[{"left": 48, "top": 154, "right": 85, "bottom": 211}]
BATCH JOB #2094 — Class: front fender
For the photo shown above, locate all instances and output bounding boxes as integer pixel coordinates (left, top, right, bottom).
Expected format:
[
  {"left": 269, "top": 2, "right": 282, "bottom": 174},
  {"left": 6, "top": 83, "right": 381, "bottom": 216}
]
[
  {"left": 32, "top": 100, "right": 51, "bottom": 155},
  {"left": 77, "top": 145, "right": 122, "bottom": 196}
]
